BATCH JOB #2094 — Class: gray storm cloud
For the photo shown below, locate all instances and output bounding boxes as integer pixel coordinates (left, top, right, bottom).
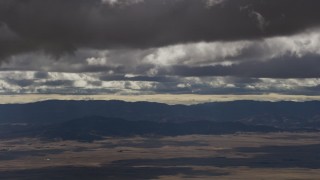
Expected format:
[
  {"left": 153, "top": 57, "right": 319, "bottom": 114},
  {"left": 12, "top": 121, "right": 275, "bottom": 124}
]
[{"left": 1, "top": 0, "right": 320, "bottom": 58}]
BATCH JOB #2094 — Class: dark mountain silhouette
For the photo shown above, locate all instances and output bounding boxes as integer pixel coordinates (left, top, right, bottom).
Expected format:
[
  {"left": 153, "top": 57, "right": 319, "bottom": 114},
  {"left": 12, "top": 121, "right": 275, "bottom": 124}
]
[
  {"left": 0, "top": 100, "right": 320, "bottom": 128},
  {"left": 0, "top": 100, "right": 319, "bottom": 141}
]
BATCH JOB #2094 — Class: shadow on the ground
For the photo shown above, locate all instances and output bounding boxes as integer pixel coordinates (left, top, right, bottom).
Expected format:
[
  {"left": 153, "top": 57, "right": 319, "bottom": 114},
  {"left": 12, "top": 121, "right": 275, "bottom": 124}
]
[
  {"left": 110, "top": 144, "right": 320, "bottom": 169},
  {"left": 0, "top": 165, "right": 228, "bottom": 180},
  {"left": 0, "top": 149, "right": 65, "bottom": 160},
  {"left": 100, "top": 139, "right": 209, "bottom": 149}
]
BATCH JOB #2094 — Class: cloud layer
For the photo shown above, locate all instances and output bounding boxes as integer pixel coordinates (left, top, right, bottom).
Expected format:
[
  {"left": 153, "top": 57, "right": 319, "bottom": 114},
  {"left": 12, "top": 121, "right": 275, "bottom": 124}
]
[{"left": 0, "top": 0, "right": 320, "bottom": 96}]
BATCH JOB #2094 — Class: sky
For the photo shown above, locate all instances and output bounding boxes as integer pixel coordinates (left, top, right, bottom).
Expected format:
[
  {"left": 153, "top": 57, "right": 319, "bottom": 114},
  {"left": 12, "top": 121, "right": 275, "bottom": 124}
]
[{"left": 1, "top": 0, "right": 320, "bottom": 103}]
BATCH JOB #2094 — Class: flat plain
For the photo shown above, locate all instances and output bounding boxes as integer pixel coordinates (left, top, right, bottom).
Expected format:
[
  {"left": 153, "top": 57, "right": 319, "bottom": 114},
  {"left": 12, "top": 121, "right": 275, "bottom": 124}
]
[{"left": 0, "top": 132, "right": 320, "bottom": 179}]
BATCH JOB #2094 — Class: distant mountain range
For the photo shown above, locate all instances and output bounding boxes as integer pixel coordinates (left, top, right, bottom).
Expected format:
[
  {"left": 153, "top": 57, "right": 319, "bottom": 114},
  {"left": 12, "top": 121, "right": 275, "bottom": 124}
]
[{"left": 0, "top": 100, "right": 319, "bottom": 141}]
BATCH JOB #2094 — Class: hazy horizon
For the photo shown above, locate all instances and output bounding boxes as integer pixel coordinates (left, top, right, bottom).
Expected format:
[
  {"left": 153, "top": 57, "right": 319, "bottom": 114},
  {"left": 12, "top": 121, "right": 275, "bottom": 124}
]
[{"left": 2, "top": 93, "right": 320, "bottom": 105}]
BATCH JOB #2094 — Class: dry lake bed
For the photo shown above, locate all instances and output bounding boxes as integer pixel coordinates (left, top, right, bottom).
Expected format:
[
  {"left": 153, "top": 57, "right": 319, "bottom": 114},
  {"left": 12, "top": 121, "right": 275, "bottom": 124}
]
[{"left": 0, "top": 132, "right": 320, "bottom": 179}]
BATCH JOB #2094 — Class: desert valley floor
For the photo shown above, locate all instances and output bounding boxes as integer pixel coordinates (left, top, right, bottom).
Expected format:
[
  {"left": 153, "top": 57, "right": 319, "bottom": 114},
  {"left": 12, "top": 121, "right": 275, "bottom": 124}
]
[{"left": 0, "top": 132, "right": 320, "bottom": 180}]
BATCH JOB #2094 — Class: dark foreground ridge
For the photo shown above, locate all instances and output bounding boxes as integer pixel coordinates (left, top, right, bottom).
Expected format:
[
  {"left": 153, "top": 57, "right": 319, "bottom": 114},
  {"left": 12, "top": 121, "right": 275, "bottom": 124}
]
[
  {"left": 43, "top": 116, "right": 282, "bottom": 141},
  {"left": 2, "top": 116, "right": 280, "bottom": 141}
]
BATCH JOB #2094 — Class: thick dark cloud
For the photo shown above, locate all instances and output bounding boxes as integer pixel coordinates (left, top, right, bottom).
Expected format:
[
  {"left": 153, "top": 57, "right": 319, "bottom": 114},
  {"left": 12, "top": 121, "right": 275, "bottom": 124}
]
[
  {"left": 34, "top": 71, "right": 49, "bottom": 79},
  {"left": 1, "top": 0, "right": 320, "bottom": 58},
  {"left": 5, "top": 79, "right": 34, "bottom": 87},
  {"left": 43, "top": 80, "right": 74, "bottom": 87}
]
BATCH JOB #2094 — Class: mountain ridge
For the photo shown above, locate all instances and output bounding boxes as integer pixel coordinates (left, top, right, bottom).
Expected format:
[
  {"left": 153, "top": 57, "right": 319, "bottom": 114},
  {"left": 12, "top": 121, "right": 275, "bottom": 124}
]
[{"left": 1, "top": 100, "right": 320, "bottom": 128}]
